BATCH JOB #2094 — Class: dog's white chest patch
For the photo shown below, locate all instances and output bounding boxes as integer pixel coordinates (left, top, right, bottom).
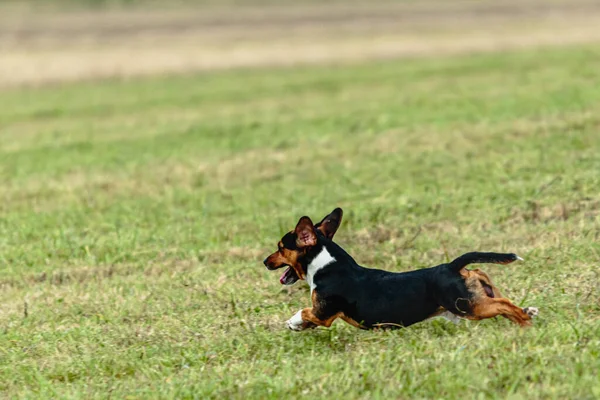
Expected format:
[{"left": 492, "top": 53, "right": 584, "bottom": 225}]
[{"left": 306, "top": 247, "right": 336, "bottom": 294}]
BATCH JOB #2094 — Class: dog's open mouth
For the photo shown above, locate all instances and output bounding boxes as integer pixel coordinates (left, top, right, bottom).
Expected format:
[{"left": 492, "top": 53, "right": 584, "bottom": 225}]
[{"left": 280, "top": 267, "right": 299, "bottom": 285}]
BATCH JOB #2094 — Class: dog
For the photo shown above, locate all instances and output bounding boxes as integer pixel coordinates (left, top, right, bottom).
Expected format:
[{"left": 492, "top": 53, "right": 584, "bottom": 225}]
[{"left": 263, "top": 208, "right": 538, "bottom": 330}]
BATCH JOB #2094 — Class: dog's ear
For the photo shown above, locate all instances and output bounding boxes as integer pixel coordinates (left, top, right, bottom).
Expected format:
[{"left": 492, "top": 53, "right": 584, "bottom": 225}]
[
  {"left": 315, "top": 207, "right": 343, "bottom": 239},
  {"left": 295, "top": 216, "right": 317, "bottom": 248}
]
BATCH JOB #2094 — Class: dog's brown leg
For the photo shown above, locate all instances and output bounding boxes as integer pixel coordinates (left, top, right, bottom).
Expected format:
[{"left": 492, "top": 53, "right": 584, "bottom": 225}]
[
  {"left": 301, "top": 310, "right": 364, "bottom": 329},
  {"left": 286, "top": 289, "right": 349, "bottom": 331},
  {"left": 468, "top": 297, "right": 535, "bottom": 326},
  {"left": 339, "top": 314, "right": 364, "bottom": 329},
  {"left": 286, "top": 308, "right": 341, "bottom": 330},
  {"left": 302, "top": 308, "right": 341, "bottom": 327}
]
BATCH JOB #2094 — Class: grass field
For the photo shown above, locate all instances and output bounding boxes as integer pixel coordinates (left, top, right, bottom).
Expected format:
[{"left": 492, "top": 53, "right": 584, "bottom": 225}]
[
  {"left": 1, "top": 38, "right": 600, "bottom": 398},
  {"left": 4, "top": 0, "right": 600, "bottom": 87}
]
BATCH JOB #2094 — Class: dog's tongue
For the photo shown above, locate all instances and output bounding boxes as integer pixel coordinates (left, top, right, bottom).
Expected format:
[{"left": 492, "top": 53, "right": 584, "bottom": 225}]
[
  {"left": 279, "top": 267, "right": 298, "bottom": 285},
  {"left": 280, "top": 267, "right": 292, "bottom": 284}
]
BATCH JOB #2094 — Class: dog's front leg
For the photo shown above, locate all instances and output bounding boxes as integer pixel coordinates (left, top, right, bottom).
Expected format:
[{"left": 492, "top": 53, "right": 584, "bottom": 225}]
[
  {"left": 287, "top": 308, "right": 341, "bottom": 331},
  {"left": 286, "top": 309, "right": 316, "bottom": 331}
]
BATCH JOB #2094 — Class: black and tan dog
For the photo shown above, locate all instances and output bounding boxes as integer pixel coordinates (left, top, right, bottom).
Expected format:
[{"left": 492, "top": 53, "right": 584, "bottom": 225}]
[{"left": 263, "top": 208, "right": 538, "bottom": 330}]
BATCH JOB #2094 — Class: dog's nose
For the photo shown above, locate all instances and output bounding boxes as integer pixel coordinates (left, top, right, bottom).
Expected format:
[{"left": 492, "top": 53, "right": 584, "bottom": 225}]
[{"left": 263, "top": 258, "right": 268, "bottom": 266}]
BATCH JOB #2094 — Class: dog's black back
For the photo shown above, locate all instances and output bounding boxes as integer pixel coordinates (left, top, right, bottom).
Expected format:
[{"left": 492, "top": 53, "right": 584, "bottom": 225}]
[{"left": 308, "top": 237, "right": 460, "bottom": 328}]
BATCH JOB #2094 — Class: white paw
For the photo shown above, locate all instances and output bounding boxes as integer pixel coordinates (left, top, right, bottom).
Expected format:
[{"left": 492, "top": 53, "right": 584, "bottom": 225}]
[
  {"left": 523, "top": 307, "right": 539, "bottom": 318},
  {"left": 286, "top": 310, "right": 304, "bottom": 331}
]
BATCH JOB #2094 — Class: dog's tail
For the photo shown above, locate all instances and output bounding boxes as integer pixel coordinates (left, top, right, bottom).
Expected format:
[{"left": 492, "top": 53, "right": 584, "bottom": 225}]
[{"left": 448, "top": 252, "right": 522, "bottom": 272}]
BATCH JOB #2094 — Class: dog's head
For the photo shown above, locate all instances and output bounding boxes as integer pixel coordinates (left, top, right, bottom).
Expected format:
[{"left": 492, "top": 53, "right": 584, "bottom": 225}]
[{"left": 263, "top": 208, "right": 343, "bottom": 285}]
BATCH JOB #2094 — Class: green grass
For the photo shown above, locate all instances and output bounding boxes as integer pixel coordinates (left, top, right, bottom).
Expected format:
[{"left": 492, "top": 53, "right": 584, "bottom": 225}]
[{"left": 1, "top": 44, "right": 600, "bottom": 399}]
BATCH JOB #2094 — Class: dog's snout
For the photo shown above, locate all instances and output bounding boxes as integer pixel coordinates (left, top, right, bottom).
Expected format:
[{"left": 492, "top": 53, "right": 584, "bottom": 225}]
[{"left": 263, "top": 258, "right": 268, "bottom": 266}]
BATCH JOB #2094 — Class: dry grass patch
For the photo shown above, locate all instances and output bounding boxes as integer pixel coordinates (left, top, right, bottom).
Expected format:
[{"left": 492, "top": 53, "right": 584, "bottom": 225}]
[{"left": 2, "top": 0, "right": 600, "bottom": 86}]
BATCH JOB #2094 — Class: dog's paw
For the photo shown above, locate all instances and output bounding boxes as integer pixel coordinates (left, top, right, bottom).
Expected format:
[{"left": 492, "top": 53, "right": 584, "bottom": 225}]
[
  {"left": 438, "top": 310, "right": 463, "bottom": 324},
  {"left": 286, "top": 319, "right": 303, "bottom": 331},
  {"left": 523, "top": 307, "right": 539, "bottom": 318},
  {"left": 286, "top": 310, "right": 304, "bottom": 331}
]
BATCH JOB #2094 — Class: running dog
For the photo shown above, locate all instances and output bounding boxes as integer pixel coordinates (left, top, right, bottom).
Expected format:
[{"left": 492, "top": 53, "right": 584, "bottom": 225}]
[{"left": 263, "top": 208, "right": 538, "bottom": 330}]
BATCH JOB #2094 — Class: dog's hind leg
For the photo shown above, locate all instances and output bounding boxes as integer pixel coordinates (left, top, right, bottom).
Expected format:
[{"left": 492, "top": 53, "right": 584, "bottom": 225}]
[{"left": 468, "top": 297, "right": 535, "bottom": 326}]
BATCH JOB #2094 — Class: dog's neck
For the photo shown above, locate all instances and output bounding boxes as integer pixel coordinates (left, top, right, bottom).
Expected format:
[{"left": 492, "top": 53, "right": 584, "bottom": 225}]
[
  {"left": 302, "top": 239, "right": 360, "bottom": 294},
  {"left": 306, "top": 246, "right": 336, "bottom": 294},
  {"left": 303, "top": 238, "right": 359, "bottom": 271}
]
